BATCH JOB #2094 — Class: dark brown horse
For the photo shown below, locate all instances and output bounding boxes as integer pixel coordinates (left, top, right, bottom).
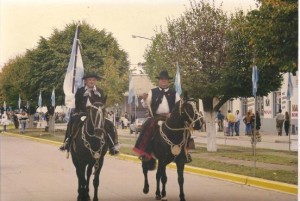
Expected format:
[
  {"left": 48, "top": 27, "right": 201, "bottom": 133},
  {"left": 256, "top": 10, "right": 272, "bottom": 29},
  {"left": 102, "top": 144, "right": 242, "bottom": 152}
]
[
  {"left": 141, "top": 98, "right": 202, "bottom": 201},
  {"left": 70, "top": 102, "right": 113, "bottom": 201}
]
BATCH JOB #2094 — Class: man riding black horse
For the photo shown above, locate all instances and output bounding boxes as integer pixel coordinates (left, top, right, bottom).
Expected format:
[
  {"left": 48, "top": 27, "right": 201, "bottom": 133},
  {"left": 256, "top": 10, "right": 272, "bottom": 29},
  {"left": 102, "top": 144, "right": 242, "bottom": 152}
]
[
  {"left": 59, "top": 72, "right": 119, "bottom": 155},
  {"left": 133, "top": 70, "right": 192, "bottom": 163}
]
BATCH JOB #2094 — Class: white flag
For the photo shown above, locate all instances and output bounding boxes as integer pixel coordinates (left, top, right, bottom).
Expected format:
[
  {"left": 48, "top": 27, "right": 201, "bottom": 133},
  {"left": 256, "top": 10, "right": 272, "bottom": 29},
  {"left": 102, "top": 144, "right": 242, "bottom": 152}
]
[
  {"left": 175, "top": 62, "right": 182, "bottom": 95},
  {"left": 18, "top": 95, "right": 21, "bottom": 110},
  {"left": 38, "top": 91, "right": 42, "bottom": 107},
  {"left": 63, "top": 25, "right": 84, "bottom": 109},
  {"left": 51, "top": 88, "right": 55, "bottom": 107},
  {"left": 135, "top": 93, "right": 139, "bottom": 107}
]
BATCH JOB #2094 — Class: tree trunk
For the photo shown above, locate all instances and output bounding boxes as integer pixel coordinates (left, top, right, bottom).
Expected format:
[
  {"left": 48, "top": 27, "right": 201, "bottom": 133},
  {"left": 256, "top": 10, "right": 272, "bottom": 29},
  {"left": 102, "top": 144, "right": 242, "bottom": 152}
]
[
  {"left": 205, "top": 111, "right": 217, "bottom": 152},
  {"left": 28, "top": 115, "right": 34, "bottom": 128},
  {"left": 48, "top": 115, "right": 55, "bottom": 132}
]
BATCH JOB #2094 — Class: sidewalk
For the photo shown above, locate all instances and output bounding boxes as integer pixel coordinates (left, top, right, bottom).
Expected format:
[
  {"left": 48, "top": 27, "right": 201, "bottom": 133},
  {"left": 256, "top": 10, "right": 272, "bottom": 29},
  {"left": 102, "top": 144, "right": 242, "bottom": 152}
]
[{"left": 116, "top": 128, "right": 298, "bottom": 151}]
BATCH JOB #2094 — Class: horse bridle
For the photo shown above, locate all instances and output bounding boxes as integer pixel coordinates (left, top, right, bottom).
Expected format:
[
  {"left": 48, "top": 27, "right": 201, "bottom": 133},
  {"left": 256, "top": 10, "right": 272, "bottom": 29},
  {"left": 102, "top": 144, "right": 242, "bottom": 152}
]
[
  {"left": 81, "top": 103, "right": 106, "bottom": 174},
  {"left": 164, "top": 99, "right": 203, "bottom": 131}
]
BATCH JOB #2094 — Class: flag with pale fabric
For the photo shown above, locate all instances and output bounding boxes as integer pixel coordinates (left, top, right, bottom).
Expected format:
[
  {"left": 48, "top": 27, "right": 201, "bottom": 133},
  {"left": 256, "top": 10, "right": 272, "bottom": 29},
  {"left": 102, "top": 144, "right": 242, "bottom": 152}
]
[
  {"left": 3, "top": 101, "right": 6, "bottom": 112},
  {"left": 135, "top": 93, "right": 139, "bottom": 107},
  {"left": 287, "top": 73, "right": 294, "bottom": 100},
  {"left": 38, "top": 91, "right": 42, "bottom": 107},
  {"left": 175, "top": 62, "right": 182, "bottom": 95},
  {"left": 63, "top": 25, "right": 84, "bottom": 109},
  {"left": 252, "top": 65, "right": 258, "bottom": 97},
  {"left": 51, "top": 88, "right": 55, "bottom": 107},
  {"left": 128, "top": 73, "right": 135, "bottom": 104},
  {"left": 18, "top": 95, "right": 21, "bottom": 110}
]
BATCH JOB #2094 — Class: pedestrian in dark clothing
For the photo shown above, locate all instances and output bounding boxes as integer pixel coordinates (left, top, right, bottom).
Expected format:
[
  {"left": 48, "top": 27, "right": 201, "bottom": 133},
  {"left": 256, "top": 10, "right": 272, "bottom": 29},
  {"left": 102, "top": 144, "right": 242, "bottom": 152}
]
[{"left": 284, "top": 111, "right": 290, "bottom": 136}]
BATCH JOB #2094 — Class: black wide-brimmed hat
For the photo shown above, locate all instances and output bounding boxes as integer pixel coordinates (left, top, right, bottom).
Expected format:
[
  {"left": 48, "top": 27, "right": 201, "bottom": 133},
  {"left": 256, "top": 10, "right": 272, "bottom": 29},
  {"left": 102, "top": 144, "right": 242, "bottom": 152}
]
[
  {"left": 155, "top": 70, "right": 173, "bottom": 80},
  {"left": 82, "top": 72, "right": 102, "bottom": 80}
]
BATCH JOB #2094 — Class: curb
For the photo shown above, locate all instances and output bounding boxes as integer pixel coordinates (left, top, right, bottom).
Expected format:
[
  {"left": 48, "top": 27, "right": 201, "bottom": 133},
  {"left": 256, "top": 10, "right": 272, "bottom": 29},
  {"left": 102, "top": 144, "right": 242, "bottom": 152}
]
[{"left": 1, "top": 132, "right": 297, "bottom": 195}]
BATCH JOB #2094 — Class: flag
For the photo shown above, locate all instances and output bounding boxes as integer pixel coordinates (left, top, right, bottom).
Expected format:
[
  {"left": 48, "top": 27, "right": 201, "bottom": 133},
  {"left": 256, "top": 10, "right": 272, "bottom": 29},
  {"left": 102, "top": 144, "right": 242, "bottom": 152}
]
[
  {"left": 175, "top": 62, "right": 182, "bottom": 95},
  {"left": 26, "top": 101, "right": 29, "bottom": 110},
  {"left": 252, "top": 65, "right": 258, "bottom": 97},
  {"left": 63, "top": 24, "right": 84, "bottom": 109},
  {"left": 287, "top": 73, "right": 294, "bottom": 100},
  {"left": 51, "top": 88, "right": 55, "bottom": 107},
  {"left": 18, "top": 95, "right": 21, "bottom": 110},
  {"left": 135, "top": 93, "right": 139, "bottom": 107},
  {"left": 128, "top": 73, "right": 134, "bottom": 104},
  {"left": 3, "top": 101, "right": 6, "bottom": 111},
  {"left": 38, "top": 91, "right": 42, "bottom": 107}
]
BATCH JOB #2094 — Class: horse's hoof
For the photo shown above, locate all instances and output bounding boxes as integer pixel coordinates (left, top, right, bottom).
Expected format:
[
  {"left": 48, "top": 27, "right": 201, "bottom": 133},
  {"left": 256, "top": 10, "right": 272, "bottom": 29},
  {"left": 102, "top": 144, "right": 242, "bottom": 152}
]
[
  {"left": 162, "top": 196, "right": 168, "bottom": 201},
  {"left": 143, "top": 187, "right": 149, "bottom": 194},
  {"left": 155, "top": 195, "right": 161, "bottom": 200}
]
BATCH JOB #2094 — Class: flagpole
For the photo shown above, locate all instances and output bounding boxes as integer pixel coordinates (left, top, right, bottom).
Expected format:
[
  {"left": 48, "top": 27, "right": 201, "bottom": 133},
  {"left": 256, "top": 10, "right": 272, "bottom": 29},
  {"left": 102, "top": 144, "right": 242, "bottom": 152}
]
[
  {"left": 288, "top": 99, "right": 291, "bottom": 151},
  {"left": 72, "top": 25, "right": 80, "bottom": 93}
]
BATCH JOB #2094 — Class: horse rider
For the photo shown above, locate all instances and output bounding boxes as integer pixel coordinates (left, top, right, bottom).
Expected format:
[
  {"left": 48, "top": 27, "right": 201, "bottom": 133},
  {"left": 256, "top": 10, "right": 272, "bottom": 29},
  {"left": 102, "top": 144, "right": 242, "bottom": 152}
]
[
  {"left": 134, "top": 70, "right": 192, "bottom": 163},
  {"left": 59, "top": 72, "right": 119, "bottom": 155}
]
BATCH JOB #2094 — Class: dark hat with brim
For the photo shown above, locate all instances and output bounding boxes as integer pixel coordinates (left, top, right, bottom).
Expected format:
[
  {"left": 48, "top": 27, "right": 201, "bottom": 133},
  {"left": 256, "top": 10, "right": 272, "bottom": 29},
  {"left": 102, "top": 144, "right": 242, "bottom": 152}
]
[
  {"left": 82, "top": 72, "right": 102, "bottom": 80},
  {"left": 155, "top": 70, "right": 173, "bottom": 80}
]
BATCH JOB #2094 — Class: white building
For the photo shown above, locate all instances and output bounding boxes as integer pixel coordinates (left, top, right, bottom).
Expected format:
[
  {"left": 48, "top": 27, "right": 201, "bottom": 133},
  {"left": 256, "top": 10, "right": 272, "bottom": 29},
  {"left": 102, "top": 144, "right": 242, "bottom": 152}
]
[{"left": 218, "top": 72, "right": 298, "bottom": 134}]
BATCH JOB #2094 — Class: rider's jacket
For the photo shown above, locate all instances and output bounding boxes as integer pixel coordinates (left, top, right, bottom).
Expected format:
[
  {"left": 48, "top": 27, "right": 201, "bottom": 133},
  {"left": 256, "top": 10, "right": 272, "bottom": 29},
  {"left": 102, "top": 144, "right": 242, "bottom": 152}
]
[{"left": 75, "top": 86, "right": 106, "bottom": 113}]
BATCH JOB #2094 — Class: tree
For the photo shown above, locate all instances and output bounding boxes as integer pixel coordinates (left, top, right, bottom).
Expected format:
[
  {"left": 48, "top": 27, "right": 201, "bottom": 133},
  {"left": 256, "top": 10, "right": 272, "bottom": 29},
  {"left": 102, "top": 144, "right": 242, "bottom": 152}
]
[
  {"left": 143, "top": 0, "right": 285, "bottom": 151},
  {"left": 248, "top": 0, "right": 298, "bottom": 74},
  {"left": 0, "top": 21, "right": 129, "bottom": 111}
]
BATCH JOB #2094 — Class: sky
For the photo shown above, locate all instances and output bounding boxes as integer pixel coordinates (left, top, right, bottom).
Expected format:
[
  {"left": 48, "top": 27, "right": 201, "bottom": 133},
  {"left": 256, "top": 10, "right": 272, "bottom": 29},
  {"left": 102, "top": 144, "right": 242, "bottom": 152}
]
[{"left": 0, "top": 0, "right": 258, "bottom": 69}]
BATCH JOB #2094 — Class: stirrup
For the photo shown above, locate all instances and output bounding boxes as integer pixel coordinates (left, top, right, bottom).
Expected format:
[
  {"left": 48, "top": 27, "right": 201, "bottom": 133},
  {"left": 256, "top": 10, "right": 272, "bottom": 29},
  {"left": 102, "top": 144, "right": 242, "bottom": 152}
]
[
  {"left": 185, "top": 153, "right": 192, "bottom": 163},
  {"left": 109, "top": 146, "right": 120, "bottom": 155}
]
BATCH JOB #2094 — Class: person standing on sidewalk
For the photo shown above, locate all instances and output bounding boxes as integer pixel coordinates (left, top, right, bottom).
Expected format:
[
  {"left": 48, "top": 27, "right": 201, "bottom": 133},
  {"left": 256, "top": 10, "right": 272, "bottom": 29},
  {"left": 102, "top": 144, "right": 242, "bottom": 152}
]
[
  {"left": 284, "top": 111, "right": 290, "bottom": 136},
  {"left": 216, "top": 110, "right": 224, "bottom": 132},
  {"left": 19, "top": 110, "right": 28, "bottom": 134},
  {"left": 234, "top": 110, "right": 241, "bottom": 136},
  {"left": 227, "top": 110, "right": 235, "bottom": 136},
  {"left": 243, "top": 110, "right": 254, "bottom": 136},
  {"left": 275, "top": 109, "right": 285, "bottom": 136}
]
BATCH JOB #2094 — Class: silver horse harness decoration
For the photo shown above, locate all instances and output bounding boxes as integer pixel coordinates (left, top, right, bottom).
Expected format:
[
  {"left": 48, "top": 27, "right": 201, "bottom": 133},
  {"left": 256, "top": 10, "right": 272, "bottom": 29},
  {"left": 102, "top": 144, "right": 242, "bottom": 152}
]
[
  {"left": 81, "top": 104, "right": 106, "bottom": 173},
  {"left": 159, "top": 100, "right": 203, "bottom": 156}
]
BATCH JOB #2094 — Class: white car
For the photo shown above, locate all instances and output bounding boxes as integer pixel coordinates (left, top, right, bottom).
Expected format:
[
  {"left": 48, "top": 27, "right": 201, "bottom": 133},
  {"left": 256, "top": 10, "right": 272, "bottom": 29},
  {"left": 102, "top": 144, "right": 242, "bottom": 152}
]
[{"left": 129, "top": 118, "right": 147, "bottom": 134}]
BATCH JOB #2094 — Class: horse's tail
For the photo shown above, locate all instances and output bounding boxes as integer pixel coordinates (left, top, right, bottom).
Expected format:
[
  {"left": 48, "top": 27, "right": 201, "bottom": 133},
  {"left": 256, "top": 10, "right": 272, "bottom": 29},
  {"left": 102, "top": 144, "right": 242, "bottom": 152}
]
[{"left": 142, "top": 158, "right": 157, "bottom": 171}]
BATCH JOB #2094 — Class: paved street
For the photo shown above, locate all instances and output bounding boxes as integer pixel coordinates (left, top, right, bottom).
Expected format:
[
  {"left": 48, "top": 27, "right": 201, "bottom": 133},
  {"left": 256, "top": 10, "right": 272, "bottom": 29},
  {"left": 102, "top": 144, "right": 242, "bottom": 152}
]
[{"left": 0, "top": 134, "right": 297, "bottom": 201}]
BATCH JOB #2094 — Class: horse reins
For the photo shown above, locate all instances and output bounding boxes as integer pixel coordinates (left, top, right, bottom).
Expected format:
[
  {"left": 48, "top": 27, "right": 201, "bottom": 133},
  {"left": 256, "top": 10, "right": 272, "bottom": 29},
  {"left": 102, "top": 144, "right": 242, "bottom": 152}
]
[
  {"left": 81, "top": 104, "right": 106, "bottom": 174},
  {"left": 159, "top": 100, "right": 203, "bottom": 156}
]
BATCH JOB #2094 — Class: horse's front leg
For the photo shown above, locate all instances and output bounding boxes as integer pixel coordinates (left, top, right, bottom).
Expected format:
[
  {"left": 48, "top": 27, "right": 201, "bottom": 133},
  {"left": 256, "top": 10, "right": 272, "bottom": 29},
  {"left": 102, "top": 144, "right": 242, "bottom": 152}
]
[
  {"left": 160, "top": 163, "right": 167, "bottom": 201},
  {"left": 86, "top": 164, "right": 93, "bottom": 201},
  {"left": 155, "top": 161, "right": 163, "bottom": 200},
  {"left": 93, "top": 157, "right": 104, "bottom": 201},
  {"left": 176, "top": 159, "right": 186, "bottom": 201},
  {"left": 142, "top": 161, "right": 149, "bottom": 194},
  {"left": 76, "top": 163, "right": 88, "bottom": 201}
]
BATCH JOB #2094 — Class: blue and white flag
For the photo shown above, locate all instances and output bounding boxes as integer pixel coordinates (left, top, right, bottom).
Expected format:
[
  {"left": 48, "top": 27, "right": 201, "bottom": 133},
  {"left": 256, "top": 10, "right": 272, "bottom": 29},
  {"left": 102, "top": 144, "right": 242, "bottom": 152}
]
[
  {"left": 63, "top": 24, "right": 84, "bottom": 109},
  {"left": 252, "top": 65, "right": 258, "bottom": 97},
  {"left": 51, "top": 88, "right": 55, "bottom": 107},
  {"left": 175, "top": 62, "right": 182, "bottom": 95},
  {"left": 287, "top": 73, "right": 294, "bottom": 100},
  {"left": 128, "top": 73, "right": 135, "bottom": 104},
  {"left": 3, "top": 101, "right": 6, "bottom": 112},
  {"left": 18, "top": 95, "right": 21, "bottom": 110},
  {"left": 38, "top": 91, "right": 42, "bottom": 107},
  {"left": 135, "top": 93, "right": 139, "bottom": 107}
]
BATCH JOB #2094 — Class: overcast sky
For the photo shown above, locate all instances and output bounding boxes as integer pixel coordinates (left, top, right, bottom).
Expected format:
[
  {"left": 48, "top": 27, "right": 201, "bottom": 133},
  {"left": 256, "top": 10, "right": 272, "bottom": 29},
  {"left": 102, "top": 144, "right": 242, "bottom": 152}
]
[{"left": 0, "top": 0, "right": 257, "bottom": 69}]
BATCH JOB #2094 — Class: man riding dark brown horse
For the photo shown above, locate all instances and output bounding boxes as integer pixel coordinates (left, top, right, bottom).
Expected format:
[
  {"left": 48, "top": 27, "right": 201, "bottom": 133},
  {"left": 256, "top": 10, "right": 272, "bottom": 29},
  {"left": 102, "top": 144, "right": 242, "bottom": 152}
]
[
  {"left": 133, "top": 70, "right": 192, "bottom": 163},
  {"left": 60, "top": 72, "right": 119, "bottom": 155}
]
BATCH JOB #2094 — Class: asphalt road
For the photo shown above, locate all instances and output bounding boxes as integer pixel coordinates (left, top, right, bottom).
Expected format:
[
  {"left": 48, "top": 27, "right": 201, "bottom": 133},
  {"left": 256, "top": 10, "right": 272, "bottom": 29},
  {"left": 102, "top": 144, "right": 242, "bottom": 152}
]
[{"left": 0, "top": 135, "right": 297, "bottom": 201}]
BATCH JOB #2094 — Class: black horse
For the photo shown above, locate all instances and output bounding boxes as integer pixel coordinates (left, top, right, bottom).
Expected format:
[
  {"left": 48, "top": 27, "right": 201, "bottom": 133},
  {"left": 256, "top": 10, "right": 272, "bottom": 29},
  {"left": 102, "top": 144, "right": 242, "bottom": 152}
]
[
  {"left": 141, "top": 98, "right": 202, "bottom": 201},
  {"left": 70, "top": 102, "right": 113, "bottom": 201}
]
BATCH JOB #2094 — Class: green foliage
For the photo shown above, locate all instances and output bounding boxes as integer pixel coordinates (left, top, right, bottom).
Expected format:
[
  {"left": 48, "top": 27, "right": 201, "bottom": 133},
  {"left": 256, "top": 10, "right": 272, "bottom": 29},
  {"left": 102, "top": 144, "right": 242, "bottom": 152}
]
[
  {"left": 0, "top": 21, "right": 129, "bottom": 109},
  {"left": 143, "top": 0, "right": 294, "bottom": 112}
]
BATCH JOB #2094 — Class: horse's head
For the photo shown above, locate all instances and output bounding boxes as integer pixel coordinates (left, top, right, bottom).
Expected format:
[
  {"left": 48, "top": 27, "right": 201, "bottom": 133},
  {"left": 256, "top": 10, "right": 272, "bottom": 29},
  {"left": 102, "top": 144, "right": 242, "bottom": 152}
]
[
  {"left": 175, "top": 94, "right": 203, "bottom": 130},
  {"left": 86, "top": 102, "right": 106, "bottom": 136}
]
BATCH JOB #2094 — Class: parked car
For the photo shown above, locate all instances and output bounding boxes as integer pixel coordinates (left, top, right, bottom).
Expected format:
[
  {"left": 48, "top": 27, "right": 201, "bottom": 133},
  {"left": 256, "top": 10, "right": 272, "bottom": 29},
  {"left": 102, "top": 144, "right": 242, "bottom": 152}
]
[{"left": 130, "top": 118, "right": 147, "bottom": 134}]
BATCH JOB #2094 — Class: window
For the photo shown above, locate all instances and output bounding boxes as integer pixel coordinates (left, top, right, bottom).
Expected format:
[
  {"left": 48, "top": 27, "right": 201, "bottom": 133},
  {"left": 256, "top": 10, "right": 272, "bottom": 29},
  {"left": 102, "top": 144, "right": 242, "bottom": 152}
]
[{"left": 273, "top": 91, "right": 281, "bottom": 116}]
